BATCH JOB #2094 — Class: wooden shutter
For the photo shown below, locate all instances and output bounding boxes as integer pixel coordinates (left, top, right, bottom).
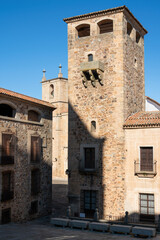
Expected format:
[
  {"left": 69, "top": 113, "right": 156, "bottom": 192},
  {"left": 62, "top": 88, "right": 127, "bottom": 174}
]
[
  {"left": 84, "top": 148, "right": 95, "bottom": 169},
  {"left": 2, "top": 134, "right": 14, "bottom": 164},
  {"left": 31, "top": 136, "right": 41, "bottom": 162},
  {"left": 140, "top": 147, "right": 153, "bottom": 171}
]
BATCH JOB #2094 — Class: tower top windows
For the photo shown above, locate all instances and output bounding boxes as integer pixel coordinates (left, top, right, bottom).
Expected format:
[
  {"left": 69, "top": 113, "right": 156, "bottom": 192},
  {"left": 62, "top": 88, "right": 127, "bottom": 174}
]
[
  {"left": 98, "top": 19, "right": 113, "bottom": 34},
  {"left": 76, "top": 24, "right": 90, "bottom": 38}
]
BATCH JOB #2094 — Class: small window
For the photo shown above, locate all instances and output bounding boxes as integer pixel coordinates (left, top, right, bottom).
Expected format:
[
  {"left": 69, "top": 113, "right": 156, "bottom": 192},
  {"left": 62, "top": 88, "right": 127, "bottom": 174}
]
[
  {"left": 127, "top": 22, "right": 132, "bottom": 36},
  {"left": 28, "top": 110, "right": 40, "bottom": 122},
  {"left": 31, "top": 136, "right": 41, "bottom": 163},
  {"left": 1, "top": 133, "right": 14, "bottom": 165},
  {"left": 50, "top": 84, "right": 54, "bottom": 97},
  {"left": 0, "top": 104, "right": 15, "bottom": 118},
  {"left": 98, "top": 19, "right": 113, "bottom": 34},
  {"left": 140, "top": 194, "right": 154, "bottom": 222},
  {"left": 2, "top": 171, "right": 14, "bottom": 202},
  {"left": 31, "top": 169, "right": 40, "bottom": 196},
  {"left": 88, "top": 54, "right": 93, "bottom": 62},
  {"left": 84, "top": 190, "right": 96, "bottom": 218},
  {"left": 1, "top": 208, "right": 11, "bottom": 224},
  {"left": 140, "top": 147, "right": 153, "bottom": 171},
  {"left": 84, "top": 148, "right": 95, "bottom": 169},
  {"left": 76, "top": 24, "right": 90, "bottom": 38},
  {"left": 30, "top": 200, "right": 38, "bottom": 215},
  {"left": 136, "top": 31, "right": 141, "bottom": 44},
  {"left": 91, "top": 121, "right": 96, "bottom": 132}
]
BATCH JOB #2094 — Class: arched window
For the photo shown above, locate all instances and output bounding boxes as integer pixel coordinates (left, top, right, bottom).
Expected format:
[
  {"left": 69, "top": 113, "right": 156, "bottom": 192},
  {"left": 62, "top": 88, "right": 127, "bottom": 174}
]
[
  {"left": 98, "top": 19, "right": 113, "bottom": 34},
  {"left": 88, "top": 54, "right": 93, "bottom": 62},
  {"left": 127, "top": 22, "right": 132, "bottom": 36},
  {"left": 28, "top": 110, "right": 40, "bottom": 122},
  {"left": 76, "top": 24, "right": 90, "bottom": 38},
  {"left": 91, "top": 121, "right": 96, "bottom": 132},
  {"left": 50, "top": 84, "right": 54, "bottom": 97},
  {"left": 0, "top": 104, "right": 15, "bottom": 118},
  {"left": 136, "top": 31, "right": 141, "bottom": 44}
]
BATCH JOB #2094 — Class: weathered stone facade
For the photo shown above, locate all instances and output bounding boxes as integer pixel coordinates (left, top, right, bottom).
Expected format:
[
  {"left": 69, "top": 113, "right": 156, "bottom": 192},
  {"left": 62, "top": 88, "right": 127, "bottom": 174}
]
[
  {"left": 0, "top": 89, "right": 53, "bottom": 223},
  {"left": 64, "top": 6, "right": 147, "bottom": 218}
]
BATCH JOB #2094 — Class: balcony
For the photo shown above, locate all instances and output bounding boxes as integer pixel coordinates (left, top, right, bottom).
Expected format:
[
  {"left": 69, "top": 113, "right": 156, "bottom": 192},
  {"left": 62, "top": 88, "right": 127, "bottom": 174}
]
[
  {"left": 1, "top": 191, "right": 14, "bottom": 202},
  {"left": 134, "top": 161, "right": 157, "bottom": 178}
]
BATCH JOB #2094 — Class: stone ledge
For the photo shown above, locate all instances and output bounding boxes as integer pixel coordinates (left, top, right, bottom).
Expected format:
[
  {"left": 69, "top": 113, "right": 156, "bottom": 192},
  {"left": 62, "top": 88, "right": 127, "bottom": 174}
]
[
  {"left": 0, "top": 115, "right": 43, "bottom": 126},
  {"left": 50, "top": 218, "right": 70, "bottom": 227},
  {"left": 89, "top": 222, "right": 110, "bottom": 232},
  {"left": 132, "top": 226, "right": 156, "bottom": 237},
  {"left": 110, "top": 224, "right": 132, "bottom": 234},
  {"left": 70, "top": 220, "right": 89, "bottom": 230}
]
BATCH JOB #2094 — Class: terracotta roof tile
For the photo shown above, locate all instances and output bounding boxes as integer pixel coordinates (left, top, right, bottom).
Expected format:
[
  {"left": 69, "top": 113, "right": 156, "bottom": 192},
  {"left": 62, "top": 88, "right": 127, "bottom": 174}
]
[
  {"left": 124, "top": 111, "right": 160, "bottom": 128},
  {"left": 0, "top": 88, "right": 55, "bottom": 109}
]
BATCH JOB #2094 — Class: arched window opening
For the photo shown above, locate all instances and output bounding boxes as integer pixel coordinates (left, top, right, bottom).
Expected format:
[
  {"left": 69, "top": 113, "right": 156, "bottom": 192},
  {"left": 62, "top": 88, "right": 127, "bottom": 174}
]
[
  {"left": 127, "top": 22, "right": 132, "bottom": 36},
  {"left": 76, "top": 24, "right": 90, "bottom": 38},
  {"left": 28, "top": 110, "right": 40, "bottom": 122},
  {"left": 88, "top": 54, "right": 93, "bottom": 62},
  {"left": 91, "top": 121, "right": 96, "bottom": 132},
  {"left": 136, "top": 31, "right": 141, "bottom": 44},
  {"left": 0, "top": 104, "right": 15, "bottom": 118},
  {"left": 50, "top": 84, "right": 54, "bottom": 97},
  {"left": 98, "top": 19, "right": 113, "bottom": 34}
]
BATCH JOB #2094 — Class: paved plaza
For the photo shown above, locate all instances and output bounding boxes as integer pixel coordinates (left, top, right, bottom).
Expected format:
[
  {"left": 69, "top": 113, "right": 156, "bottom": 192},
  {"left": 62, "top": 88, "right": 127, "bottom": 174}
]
[{"left": 0, "top": 216, "right": 159, "bottom": 240}]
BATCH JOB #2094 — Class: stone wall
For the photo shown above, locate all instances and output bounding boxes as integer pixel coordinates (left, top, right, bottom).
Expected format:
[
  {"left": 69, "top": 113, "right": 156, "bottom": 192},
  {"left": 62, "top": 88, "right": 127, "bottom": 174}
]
[
  {"left": 66, "top": 9, "right": 146, "bottom": 219},
  {"left": 0, "top": 95, "right": 52, "bottom": 223}
]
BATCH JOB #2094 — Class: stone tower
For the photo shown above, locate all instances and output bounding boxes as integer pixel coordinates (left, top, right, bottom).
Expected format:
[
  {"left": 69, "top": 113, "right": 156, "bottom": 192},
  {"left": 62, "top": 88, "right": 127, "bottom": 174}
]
[
  {"left": 42, "top": 67, "right": 68, "bottom": 180},
  {"left": 64, "top": 6, "right": 147, "bottom": 218}
]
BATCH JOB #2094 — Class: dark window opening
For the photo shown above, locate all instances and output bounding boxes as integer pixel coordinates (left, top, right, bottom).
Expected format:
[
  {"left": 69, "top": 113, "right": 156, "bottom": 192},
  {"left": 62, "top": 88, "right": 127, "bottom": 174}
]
[
  {"left": 1, "top": 171, "right": 14, "bottom": 202},
  {"left": 28, "top": 110, "right": 40, "bottom": 122},
  {"left": 1, "top": 134, "right": 14, "bottom": 165},
  {"left": 140, "top": 194, "right": 154, "bottom": 222},
  {"left": 84, "top": 190, "right": 96, "bottom": 218},
  {"left": 31, "top": 169, "right": 40, "bottom": 196},
  {"left": 127, "top": 22, "right": 132, "bottom": 36},
  {"left": 84, "top": 147, "right": 95, "bottom": 169},
  {"left": 0, "top": 104, "right": 15, "bottom": 118},
  {"left": 98, "top": 19, "right": 113, "bottom": 34},
  {"left": 29, "top": 200, "right": 38, "bottom": 215},
  {"left": 88, "top": 54, "right": 93, "bottom": 62},
  {"left": 50, "top": 84, "right": 54, "bottom": 97},
  {"left": 31, "top": 136, "right": 41, "bottom": 163},
  {"left": 76, "top": 24, "right": 90, "bottom": 38},
  {"left": 136, "top": 31, "right": 141, "bottom": 43},
  {"left": 91, "top": 121, "right": 96, "bottom": 132},
  {"left": 140, "top": 147, "right": 153, "bottom": 171},
  {"left": 1, "top": 208, "right": 11, "bottom": 224}
]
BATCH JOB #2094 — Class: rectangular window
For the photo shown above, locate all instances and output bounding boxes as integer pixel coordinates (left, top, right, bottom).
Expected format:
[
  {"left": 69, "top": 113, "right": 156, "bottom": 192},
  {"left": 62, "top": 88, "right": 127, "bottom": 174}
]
[
  {"left": 140, "top": 193, "right": 154, "bottom": 222},
  {"left": 1, "top": 133, "right": 14, "bottom": 165},
  {"left": 1, "top": 171, "right": 14, "bottom": 202},
  {"left": 29, "top": 200, "right": 38, "bottom": 215},
  {"left": 1, "top": 208, "right": 11, "bottom": 224},
  {"left": 84, "top": 148, "right": 95, "bottom": 169},
  {"left": 140, "top": 147, "right": 153, "bottom": 171},
  {"left": 84, "top": 190, "right": 96, "bottom": 218},
  {"left": 31, "top": 169, "right": 40, "bottom": 196},
  {"left": 31, "top": 136, "right": 41, "bottom": 163}
]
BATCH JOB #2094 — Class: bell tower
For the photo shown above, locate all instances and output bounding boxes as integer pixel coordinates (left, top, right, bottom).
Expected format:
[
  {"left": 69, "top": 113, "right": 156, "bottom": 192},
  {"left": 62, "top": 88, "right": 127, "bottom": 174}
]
[{"left": 41, "top": 66, "right": 68, "bottom": 180}]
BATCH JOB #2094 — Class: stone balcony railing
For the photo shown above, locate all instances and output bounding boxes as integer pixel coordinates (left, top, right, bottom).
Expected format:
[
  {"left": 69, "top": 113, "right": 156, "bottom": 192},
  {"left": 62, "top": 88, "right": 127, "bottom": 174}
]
[{"left": 134, "top": 161, "right": 157, "bottom": 178}]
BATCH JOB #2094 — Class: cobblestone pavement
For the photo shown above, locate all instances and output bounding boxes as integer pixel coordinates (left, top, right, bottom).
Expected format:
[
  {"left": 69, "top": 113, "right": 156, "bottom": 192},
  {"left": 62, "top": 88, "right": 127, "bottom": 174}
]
[{"left": 0, "top": 216, "right": 159, "bottom": 240}]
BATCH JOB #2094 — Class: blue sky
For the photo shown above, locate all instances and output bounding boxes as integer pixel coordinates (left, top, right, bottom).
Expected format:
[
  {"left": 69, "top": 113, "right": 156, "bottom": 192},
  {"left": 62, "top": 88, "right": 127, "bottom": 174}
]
[{"left": 0, "top": 0, "right": 160, "bottom": 102}]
